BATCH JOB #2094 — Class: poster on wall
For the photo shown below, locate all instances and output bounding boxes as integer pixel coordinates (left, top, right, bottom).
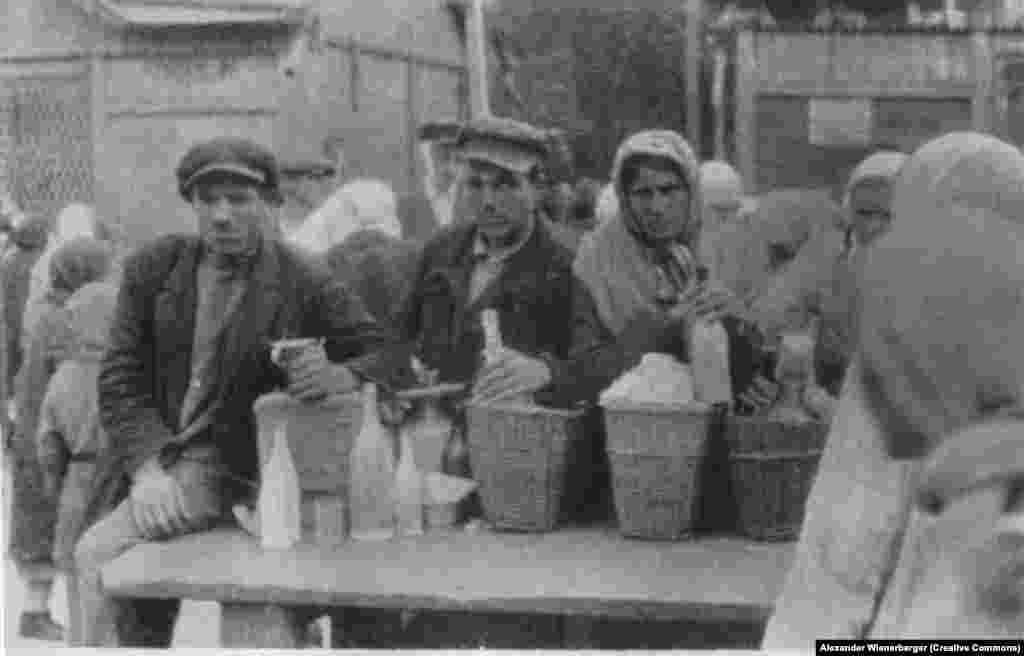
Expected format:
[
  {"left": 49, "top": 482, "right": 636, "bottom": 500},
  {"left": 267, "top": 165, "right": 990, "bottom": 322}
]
[{"left": 808, "top": 98, "right": 873, "bottom": 146}]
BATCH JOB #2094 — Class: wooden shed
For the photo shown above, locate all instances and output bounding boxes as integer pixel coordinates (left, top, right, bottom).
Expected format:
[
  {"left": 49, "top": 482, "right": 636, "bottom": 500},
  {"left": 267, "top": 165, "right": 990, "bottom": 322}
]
[
  {"left": 726, "top": 25, "right": 1024, "bottom": 195},
  {"left": 0, "top": 0, "right": 472, "bottom": 248}
]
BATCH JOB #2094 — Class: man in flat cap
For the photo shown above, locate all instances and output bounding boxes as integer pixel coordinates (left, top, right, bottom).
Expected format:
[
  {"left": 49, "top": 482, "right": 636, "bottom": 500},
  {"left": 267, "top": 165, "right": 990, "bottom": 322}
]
[
  {"left": 397, "top": 120, "right": 461, "bottom": 240},
  {"left": 73, "top": 136, "right": 409, "bottom": 647},
  {"left": 278, "top": 150, "right": 343, "bottom": 240},
  {"left": 391, "top": 115, "right": 634, "bottom": 645},
  {"left": 398, "top": 115, "right": 623, "bottom": 419}
]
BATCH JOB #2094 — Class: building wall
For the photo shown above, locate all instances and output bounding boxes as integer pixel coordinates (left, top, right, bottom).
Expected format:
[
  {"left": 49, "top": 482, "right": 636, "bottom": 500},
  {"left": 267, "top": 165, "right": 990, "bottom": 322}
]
[
  {"left": 0, "top": 0, "right": 469, "bottom": 245},
  {"left": 97, "top": 47, "right": 287, "bottom": 244},
  {"left": 735, "top": 30, "right": 995, "bottom": 195}
]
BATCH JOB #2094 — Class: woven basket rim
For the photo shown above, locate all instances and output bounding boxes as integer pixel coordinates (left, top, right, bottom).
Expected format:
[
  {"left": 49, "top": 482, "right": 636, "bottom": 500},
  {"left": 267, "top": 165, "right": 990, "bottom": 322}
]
[
  {"left": 253, "top": 391, "right": 361, "bottom": 414},
  {"left": 601, "top": 399, "right": 713, "bottom": 414},
  {"left": 466, "top": 401, "right": 586, "bottom": 418},
  {"left": 726, "top": 414, "right": 829, "bottom": 430}
]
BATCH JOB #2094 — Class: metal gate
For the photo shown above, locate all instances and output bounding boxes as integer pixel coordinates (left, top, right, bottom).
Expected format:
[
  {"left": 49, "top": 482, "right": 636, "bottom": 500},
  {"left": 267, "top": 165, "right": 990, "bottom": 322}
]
[{"left": 1, "top": 74, "right": 93, "bottom": 221}]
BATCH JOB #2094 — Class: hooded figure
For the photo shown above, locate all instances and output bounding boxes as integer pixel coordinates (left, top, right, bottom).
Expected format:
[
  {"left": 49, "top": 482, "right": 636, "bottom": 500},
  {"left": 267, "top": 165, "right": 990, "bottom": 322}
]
[
  {"left": 2, "top": 214, "right": 51, "bottom": 394},
  {"left": 7, "top": 236, "right": 114, "bottom": 642},
  {"left": 697, "top": 161, "right": 752, "bottom": 289},
  {"left": 36, "top": 282, "right": 119, "bottom": 646},
  {"left": 289, "top": 178, "right": 401, "bottom": 256},
  {"left": 22, "top": 204, "right": 114, "bottom": 349},
  {"left": 855, "top": 132, "right": 1024, "bottom": 637},
  {"left": 763, "top": 132, "right": 1024, "bottom": 645},
  {"left": 843, "top": 151, "right": 908, "bottom": 253}
]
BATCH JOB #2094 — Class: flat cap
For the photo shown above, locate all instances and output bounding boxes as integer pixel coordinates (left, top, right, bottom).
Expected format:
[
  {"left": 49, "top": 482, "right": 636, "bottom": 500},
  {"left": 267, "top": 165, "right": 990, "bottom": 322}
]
[
  {"left": 176, "top": 137, "right": 282, "bottom": 203},
  {"left": 418, "top": 120, "right": 461, "bottom": 143},
  {"left": 455, "top": 116, "right": 548, "bottom": 175},
  {"left": 279, "top": 155, "right": 337, "bottom": 177}
]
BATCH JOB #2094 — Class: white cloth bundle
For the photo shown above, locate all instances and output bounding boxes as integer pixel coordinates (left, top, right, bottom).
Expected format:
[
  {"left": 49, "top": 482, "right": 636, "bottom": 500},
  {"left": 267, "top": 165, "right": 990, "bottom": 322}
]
[{"left": 599, "top": 353, "right": 696, "bottom": 408}]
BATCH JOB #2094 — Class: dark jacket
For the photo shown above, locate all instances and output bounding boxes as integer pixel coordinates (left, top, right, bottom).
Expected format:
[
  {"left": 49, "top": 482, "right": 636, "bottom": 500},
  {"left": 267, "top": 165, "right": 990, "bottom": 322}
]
[
  {"left": 327, "top": 230, "right": 423, "bottom": 325},
  {"left": 395, "top": 219, "right": 623, "bottom": 409},
  {"left": 2, "top": 225, "right": 48, "bottom": 393},
  {"left": 396, "top": 191, "right": 441, "bottom": 242},
  {"left": 86, "top": 235, "right": 410, "bottom": 526}
]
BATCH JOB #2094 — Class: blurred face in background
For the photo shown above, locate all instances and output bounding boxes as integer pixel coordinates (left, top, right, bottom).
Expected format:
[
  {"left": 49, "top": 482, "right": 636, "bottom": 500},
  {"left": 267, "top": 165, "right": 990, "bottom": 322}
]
[
  {"left": 279, "top": 167, "right": 338, "bottom": 217},
  {"left": 848, "top": 179, "right": 894, "bottom": 248},
  {"left": 420, "top": 141, "right": 458, "bottom": 198},
  {"left": 705, "top": 197, "right": 742, "bottom": 229},
  {"left": 459, "top": 159, "right": 538, "bottom": 245}
]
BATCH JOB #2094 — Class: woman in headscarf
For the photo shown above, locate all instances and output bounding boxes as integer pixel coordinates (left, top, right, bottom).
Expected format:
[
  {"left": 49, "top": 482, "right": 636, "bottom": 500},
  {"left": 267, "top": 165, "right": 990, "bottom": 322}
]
[
  {"left": 763, "top": 132, "right": 1024, "bottom": 645},
  {"left": 36, "top": 281, "right": 119, "bottom": 644},
  {"left": 574, "top": 129, "right": 763, "bottom": 413},
  {"left": 751, "top": 153, "right": 907, "bottom": 395},
  {"left": 22, "top": 203, "right": 117, "bottom": 349},
  {"left": 7, "top": 237, "right": 114, "bottom": 641}
]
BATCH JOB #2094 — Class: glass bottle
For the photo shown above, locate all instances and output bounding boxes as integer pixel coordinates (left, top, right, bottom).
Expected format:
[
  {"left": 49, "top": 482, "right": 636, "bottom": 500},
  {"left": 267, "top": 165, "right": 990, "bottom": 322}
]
[{"left": 349, "top": 383, "right": 397, "bottom": 540}]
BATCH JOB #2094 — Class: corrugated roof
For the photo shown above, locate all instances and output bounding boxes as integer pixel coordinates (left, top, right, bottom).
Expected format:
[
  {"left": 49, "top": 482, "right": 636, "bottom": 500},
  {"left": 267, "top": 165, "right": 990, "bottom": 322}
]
[{"left": 93, "top": 0, "right": 308, "bottom": 27}]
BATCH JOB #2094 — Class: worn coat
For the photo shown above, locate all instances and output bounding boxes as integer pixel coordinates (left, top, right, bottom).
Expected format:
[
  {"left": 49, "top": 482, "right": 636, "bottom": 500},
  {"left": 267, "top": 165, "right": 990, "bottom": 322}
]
[
  {"left": 86, "top": 235, "right": 410, "bottom": 528},
  {"left": 327, "top": 230, "right": 422, "bottom": 325},
  {"left": 1, "top": 219, "right": 49, "bottom": 393},
  {"left": 397, "top": 191, "right": 442, "bottom": 242},
  {"left": 395, "top": 220, "right": 621, "bottom": 410}
]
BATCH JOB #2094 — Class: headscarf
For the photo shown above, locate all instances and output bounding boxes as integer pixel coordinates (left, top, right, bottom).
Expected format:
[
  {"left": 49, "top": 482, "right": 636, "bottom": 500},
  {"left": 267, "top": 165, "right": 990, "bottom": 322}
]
[
  {"left": 857, "top": 132, "right": 1024, "bottom": 461},
  {"left": 852, "top": 132, "right": 1024, "bottom": 638},
  {"left": 574, "top": 130, "right": 702, "bottom": 335},
  {"left": 738, "top": 189, "right": 847, "bottom": 336},
  {"left": 697, "top": 161, "right": 747, "bottom": 287},
  {"left": 48, "top": 237, "right": 115, "bottom": 300},
  {"left": 63, "top": 281, "right": 118, "bottom": 360},
  {"left": 843, "top": 150, "right": 908, "bottom": 248},
  {"left": 845, "top": 151, "right": 908, "bottom": 205},
  {"left": 23, "top": 204, "right": 104, "bottom": 345},
  {"left": 289, "top": 178, "right": 400, "bottom": 255},
  {"left": 700, "top": 161, "right": 743, "bottom": 213},
  {"left": 765, "top": 134, "right": 1024, "bottom": 644}
]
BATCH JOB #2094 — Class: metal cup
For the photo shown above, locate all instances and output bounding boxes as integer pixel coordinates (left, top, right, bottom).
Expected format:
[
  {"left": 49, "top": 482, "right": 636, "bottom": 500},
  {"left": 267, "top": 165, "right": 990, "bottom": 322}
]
[{"left": 270, "top": 337, "right": 324, "bottom": 368}]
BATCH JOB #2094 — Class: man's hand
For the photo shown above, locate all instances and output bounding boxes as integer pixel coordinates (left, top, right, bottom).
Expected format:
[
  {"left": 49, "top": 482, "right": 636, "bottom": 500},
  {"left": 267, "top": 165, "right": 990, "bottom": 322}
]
[
  {"left": 472, "top": 348, "right": 552, "bottom": 404},
  {"left": 285, "top": 347, "right": 359, "bottom": 402},
  {"left": 130, "top": 455, "right": 189, "bottom": 540},
  {"left": 666, "top": 283, "right": 737, "bottom": 329},
  {"left": 737, "top": 375, "right": 780, "bottom": 414}
]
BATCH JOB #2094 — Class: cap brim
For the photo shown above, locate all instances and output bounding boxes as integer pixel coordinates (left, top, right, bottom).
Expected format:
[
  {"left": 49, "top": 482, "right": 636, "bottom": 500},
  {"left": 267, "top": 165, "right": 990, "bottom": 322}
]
[
  {"left": 460, "top": 141, "right": 540, "bottom": 175},
  {"left": 184, "top": 162, "right": 267, "bottom": 191}
]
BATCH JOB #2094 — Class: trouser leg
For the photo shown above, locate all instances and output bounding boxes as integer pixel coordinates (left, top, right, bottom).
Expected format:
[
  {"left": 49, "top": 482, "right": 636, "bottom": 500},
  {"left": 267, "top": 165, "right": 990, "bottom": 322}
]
[{"left": 73, "top": 452, "right": 224, "bottom": 647}]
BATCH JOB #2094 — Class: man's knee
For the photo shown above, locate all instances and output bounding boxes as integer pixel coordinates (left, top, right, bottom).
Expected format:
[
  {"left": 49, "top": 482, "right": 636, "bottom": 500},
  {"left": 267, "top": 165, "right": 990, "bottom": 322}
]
[{"left": 73, "top": 504, "right": 138, "bottom": 575}]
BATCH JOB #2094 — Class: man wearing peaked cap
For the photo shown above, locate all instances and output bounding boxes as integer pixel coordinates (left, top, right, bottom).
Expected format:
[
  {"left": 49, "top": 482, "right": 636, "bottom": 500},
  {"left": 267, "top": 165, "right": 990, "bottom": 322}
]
[
  {"left": 73, "top": 136, "right": 410, "bottom": 647},
  {"left": 278, "top": 153, "right": 342, "bottom": 240},
  {"left": 398, "top": 120, "right": 462, "bottom": 239},
  {"left": 395, "top": 115, "right": 626, "bottom": 532}
]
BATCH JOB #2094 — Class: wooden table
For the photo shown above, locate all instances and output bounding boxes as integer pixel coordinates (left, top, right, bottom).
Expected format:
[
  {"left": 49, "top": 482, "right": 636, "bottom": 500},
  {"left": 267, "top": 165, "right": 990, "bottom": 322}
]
[{"left": 102, "top": 525, "right": 794, "bottom": 648}]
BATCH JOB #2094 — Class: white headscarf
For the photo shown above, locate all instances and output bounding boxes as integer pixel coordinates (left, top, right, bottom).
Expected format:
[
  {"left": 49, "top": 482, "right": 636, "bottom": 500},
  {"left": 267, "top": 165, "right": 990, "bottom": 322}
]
[
  {"left": 23, "top": 203, "right": 99, "bottom": 346},
  {"left": 288, "top": 178, "right": 400, "bottom": 255}
]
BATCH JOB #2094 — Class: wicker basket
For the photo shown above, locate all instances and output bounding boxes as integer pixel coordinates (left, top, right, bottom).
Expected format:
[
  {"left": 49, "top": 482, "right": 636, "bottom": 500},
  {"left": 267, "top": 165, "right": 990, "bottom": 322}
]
[
  {"left": 724, "top": 415, "right": 828, "bottom": 541},
  {"left": 603, "top": 401, "right": 714, "bottom": 541},
  {"left": 253, "top": 392, "right": 364, "bottom": 544},
  {"left": 465, "top": 402, "right": 586, "bottom": 532}
]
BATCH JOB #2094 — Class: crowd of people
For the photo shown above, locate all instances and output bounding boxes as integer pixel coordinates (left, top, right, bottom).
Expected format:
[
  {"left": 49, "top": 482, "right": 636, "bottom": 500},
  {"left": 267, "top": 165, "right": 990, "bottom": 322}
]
[{"left": 1, "top": 111, "right": 1021, "bottom": 647}]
